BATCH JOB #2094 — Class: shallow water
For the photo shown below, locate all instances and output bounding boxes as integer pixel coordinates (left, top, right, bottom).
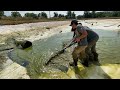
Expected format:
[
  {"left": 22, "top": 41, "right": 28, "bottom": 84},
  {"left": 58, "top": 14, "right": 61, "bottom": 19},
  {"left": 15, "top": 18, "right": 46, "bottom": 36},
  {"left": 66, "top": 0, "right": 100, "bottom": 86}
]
[
  {"left": 8, "top": 28, "right": 120, "bottom": 78},
  {"left": 95, "top": 29, "right": 120, "bottom": 64}
]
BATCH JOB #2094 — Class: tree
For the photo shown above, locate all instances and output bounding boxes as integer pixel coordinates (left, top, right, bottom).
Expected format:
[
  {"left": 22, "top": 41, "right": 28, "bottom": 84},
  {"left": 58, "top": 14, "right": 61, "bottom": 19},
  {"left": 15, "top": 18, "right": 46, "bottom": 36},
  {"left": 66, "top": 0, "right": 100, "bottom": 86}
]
[
  {"left": 24, "top": 13, "right": 38, "bottom": 19},
  {"left": 77, "top": 15, "right": 83, "bottom": 19},
  {"left": 104, "top": 11, "right": 112, "bottom": 17},
  {"left": 54, "top": 12, "right": 58, "bottom": 17},
  {"left": 66, "top": 11, "right": 72, "bottom": 19},
  {"left": 11, "top": 12, "right": 22, "bottom": 17},
  {"left": 71, "top": 12, "right": 76, "bottom": 19},
  {"left": 83, "top": 11, "right": 92, "bottom": 18},
  {"left": 95, "top": 12, "right": 105, "bottom": 18},
  {"left": 112, "top": 11, "right": 120, "bottom": 17},
  {"left": 0, "top": 11, "right": 4, "bottom": 19},
  {"left": 91, "top": 11, "right": 96, "bottom": 18},
  {"left": 58, "top": 14, "right": 64, "bottom": 18},
  {"left": 84, "top": 11, "right": 89, "bottom": 18},
  {"left": 0, "top": 11, "right": 4, "bottom": 16},
  {"left": 41, "top": 12, "right": 47, "bottom": 18},
  {"left": 38, "top": 13, "right": 41, "bottom": 17}
]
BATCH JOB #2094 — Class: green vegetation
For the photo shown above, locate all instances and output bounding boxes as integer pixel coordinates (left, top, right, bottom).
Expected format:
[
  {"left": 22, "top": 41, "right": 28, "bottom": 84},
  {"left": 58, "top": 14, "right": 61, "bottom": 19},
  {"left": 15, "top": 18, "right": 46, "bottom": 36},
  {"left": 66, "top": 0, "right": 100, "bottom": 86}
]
[
  {"left": 24, "top": 13, "right": 38, "bottom": 19},
  {"left": 0, "top": 11, "right": 4, "bottom": 19},
  {"left": 1, "top": 11, "right": 120, "bottom": 25},
  {"left": 39, "top": 12, "right": 48, "bottom": 18},
  {"left": 11, "top": 11, "right": 22, "bottom": 18},
  {"left": 82, "top": 11, "right": 120, "bottom": 19}
]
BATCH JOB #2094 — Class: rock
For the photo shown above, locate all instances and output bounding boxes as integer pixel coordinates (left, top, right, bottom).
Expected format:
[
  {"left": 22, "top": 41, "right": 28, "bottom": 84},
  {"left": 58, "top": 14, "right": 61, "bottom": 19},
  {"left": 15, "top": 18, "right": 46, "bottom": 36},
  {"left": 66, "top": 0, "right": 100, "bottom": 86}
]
[
  {"left": 59, "top": 31, "right": 62, "bottom": 33},
  {"left": 117, "top": 25, "right": 120, "bottom": 27},
  {"left": 0, "top": 62, "right": 30, "bottom": 79},
  {"left": 13, "top": 39, "right": 32, "bottom": 49},
  {"left": 46, "top": 27, "right": 50, "bottom": 29}
]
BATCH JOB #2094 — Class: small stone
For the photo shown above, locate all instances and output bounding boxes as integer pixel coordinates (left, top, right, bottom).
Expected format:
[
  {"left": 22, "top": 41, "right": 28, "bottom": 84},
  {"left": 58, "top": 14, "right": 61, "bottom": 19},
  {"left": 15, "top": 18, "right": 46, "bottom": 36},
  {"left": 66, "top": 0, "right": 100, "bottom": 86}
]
[{"left": 59, "top": 31, "right": 62, "bottom": 33}]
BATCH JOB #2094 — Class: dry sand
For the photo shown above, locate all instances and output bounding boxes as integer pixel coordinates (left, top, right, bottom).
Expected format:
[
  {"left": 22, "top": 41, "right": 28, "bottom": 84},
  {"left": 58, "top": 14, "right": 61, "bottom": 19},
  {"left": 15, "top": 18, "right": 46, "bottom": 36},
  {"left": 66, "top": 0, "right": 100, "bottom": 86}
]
[
  {"left": 1, "top": 19, "right": 120, "bottom": 42},
  {"left": 80, "top": 19, "right": 120, "bottom": 31}
]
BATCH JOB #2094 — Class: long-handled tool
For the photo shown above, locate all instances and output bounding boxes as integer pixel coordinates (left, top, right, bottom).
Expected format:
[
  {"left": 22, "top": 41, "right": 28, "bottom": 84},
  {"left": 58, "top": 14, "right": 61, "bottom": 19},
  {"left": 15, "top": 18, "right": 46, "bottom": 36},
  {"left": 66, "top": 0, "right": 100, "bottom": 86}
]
[{"left": 45, "top": 41, "right": 76, "bottom": 65}]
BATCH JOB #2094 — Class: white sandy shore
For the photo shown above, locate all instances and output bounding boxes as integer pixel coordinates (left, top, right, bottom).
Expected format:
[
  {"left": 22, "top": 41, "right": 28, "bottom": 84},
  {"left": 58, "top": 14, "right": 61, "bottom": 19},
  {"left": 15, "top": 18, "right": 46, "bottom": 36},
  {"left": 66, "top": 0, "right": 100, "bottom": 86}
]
[
  {"left": 1, "top": 19, "right": 120, "bottom": 42},
  {"left": 25, "top": 19, "right": 120, "bottom": 42},
  {"left": 0, "top": 21, "right": 70, "bottom": 34},
  {"left": 80, "top": 19, "right": 120, "bottom": 31}
]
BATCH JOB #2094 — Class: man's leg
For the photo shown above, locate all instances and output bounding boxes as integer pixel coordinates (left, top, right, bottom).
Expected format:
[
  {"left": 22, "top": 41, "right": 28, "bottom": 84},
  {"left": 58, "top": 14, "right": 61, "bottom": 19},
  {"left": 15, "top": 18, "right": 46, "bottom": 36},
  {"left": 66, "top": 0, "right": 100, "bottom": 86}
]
[
  {"left": 85, "top": 41, "right": 95, "bottom": 62},
  {"left": 70, "top": 45, "right": 87, "bottom": 66},
  {"left": 91, "top": 43, "right": 100, "bottom": 65},
  {"left": 80, "top": 49, "right": 89, "bottom": 67},
  {"left": 85, "top": 46, "right": 94, "bottom": 61},
  {"left": 86, "top": 37, "right": 99, "bottom": 61},
  {"left": 91, "top": 44, "right": 99, "bottom": 61}
]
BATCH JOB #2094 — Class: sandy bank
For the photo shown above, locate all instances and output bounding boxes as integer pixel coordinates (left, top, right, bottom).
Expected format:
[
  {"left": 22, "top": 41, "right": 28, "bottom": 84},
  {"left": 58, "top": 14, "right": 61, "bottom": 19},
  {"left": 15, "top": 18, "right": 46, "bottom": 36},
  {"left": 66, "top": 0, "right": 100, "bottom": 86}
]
[
  {"left": 0, "top": 21, "right": 70, "bottom": 79},
  {"left": 80, "top": 19, "right": 120, "bottom": 31},
  {"left": 0, "top": 21, "right": 70, "bottom": 34}
]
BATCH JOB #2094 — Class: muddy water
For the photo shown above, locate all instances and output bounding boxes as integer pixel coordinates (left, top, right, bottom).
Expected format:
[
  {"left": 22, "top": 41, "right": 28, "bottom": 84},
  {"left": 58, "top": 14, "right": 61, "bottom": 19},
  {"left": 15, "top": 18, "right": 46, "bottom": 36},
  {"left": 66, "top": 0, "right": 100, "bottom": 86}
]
[
  {"left": 95, "top": 29, "right": 120, "bottom": 64},
  {"left": 8, "top": 28, "right": 120, "bottom": 78}
]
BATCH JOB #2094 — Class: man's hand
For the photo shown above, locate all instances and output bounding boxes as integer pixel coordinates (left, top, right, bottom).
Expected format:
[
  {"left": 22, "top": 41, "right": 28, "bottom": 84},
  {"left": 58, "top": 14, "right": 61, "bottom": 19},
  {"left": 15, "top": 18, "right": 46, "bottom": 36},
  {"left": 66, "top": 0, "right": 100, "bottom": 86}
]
[
  {"left": 75, "top": 38, "right": 81, "bottom": 43},
  {"left": 72, "top": 38, "right": 76, "bottom": 42},
  {"left": 72, "top": 38, "right": 80, "bottom": 43}
]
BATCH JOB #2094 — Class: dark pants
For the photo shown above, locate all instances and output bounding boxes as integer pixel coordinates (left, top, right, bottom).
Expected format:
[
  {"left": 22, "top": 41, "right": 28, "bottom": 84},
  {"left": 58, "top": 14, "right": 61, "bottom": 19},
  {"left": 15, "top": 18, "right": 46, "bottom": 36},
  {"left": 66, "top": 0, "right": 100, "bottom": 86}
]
[
  {"left": 85, "top": 36, "right": 99, "bottom": 61},
  {"left": 78, "top": 36, "right": 99, "bottom": 63}
]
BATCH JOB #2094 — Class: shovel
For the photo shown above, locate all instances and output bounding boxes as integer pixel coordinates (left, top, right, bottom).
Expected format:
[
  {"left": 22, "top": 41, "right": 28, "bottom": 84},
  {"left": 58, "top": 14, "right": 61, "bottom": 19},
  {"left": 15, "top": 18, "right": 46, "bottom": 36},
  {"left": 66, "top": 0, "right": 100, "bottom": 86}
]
[{"left": 45, "top": 41, "right": 76, "bottom": 65}]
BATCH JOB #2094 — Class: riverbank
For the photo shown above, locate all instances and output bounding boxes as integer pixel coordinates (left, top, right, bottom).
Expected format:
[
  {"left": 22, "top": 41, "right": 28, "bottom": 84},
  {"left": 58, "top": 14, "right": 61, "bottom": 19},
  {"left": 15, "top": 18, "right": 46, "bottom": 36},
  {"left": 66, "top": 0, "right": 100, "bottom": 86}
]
[
  {"left": 80, "top": 19, "right": 120, "bottom": 31},
  {"left": 0, "top": 21, "right": 70, "bottom": 79},
  {"left": 1, "top": 19, "right": 120, "bottom": 42},
  {"left": 0, "top": 19, "right": 120, "bottom": 79}
]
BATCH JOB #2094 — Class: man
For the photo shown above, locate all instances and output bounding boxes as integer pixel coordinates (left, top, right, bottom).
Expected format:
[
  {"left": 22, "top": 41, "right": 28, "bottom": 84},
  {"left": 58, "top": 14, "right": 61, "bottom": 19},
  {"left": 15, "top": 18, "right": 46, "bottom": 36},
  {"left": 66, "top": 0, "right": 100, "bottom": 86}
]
[
  {"left": 69, "top": 19, "right": 89, "bottom": 67},
  {"left": 77, "top": 23, "right": 99, "bottom": 65}
]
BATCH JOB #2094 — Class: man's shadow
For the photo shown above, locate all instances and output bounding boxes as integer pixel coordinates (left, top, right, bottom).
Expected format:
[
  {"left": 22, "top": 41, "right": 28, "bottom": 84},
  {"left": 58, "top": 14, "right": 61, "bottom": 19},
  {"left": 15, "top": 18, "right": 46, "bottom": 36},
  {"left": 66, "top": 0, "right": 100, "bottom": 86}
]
[{"left": 73, "top": 62, "right": 112, "bottom": 79}]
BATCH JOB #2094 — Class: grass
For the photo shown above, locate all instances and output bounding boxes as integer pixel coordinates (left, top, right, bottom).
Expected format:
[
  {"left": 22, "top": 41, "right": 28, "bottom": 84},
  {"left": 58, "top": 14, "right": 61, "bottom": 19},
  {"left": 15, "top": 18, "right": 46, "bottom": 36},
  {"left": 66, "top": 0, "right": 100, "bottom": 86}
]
[
  {"left": 1, "top": 17, "right": 120, "bottom": 25},
  {"left": 0, "top": 17, "right": 69, "bottom": 25}
]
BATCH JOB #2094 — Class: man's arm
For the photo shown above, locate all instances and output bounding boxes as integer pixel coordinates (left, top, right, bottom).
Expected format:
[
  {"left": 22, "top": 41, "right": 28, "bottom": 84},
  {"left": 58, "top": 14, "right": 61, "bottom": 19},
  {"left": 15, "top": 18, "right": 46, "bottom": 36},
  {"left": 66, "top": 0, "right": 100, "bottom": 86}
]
[
  {"left": 75, "top": 26, "right": 88, "bottom": 42},
  {"left": 79, "top": 29, "right": 88, "bottom": 39}
]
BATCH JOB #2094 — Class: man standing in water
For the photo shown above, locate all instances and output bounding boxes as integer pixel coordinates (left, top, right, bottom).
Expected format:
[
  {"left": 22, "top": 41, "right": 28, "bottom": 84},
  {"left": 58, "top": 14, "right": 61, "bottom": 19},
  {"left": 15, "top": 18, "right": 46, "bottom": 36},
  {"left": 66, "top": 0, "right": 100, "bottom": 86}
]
[
  {"left": 78, "top": 23, "right": 99, "bottom": 64},
  {"left": 72, "top": 22, "right": 100, "bottom": 66},
  {"left": 69, "top": 19, "right": 89, "bottom": 67}
]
